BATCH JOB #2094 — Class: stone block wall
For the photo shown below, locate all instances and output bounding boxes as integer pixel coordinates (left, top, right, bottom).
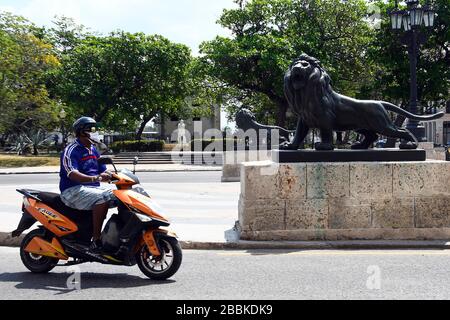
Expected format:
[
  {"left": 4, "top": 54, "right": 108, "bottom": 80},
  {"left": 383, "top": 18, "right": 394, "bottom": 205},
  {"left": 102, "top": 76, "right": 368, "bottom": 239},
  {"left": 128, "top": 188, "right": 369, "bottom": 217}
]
[
  {"left": 221, "top": 151, "right": 272, "bottom": 182},
  {"left": 239, "top": 161, "right": 450, "bottom": 241}
]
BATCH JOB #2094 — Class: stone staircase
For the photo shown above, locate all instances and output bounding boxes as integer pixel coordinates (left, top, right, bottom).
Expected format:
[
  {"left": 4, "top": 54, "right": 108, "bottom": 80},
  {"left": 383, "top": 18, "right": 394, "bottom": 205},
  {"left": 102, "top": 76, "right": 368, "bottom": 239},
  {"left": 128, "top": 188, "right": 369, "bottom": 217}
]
[
  {"left": 112, "top": 152, "right": 223, "bottom": 165},
  {"left": 112, "top": 152, "right": 177, "bottom": 165}
]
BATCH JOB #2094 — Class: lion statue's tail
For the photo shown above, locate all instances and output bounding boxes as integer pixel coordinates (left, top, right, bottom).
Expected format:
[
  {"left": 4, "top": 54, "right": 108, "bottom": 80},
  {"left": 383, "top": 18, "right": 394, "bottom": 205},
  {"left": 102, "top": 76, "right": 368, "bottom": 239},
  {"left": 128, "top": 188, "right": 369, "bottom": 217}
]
[{"left": 382, "top": 102, "right": 445, "bottom": 121}]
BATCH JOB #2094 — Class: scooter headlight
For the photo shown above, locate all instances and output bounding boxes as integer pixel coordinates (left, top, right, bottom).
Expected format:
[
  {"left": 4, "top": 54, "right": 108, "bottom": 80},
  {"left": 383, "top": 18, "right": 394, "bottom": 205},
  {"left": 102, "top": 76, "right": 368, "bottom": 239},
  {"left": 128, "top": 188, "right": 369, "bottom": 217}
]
[
  {"left": 133, "top": 211, "right": 153, "bottom": 223},
  {"left": 128, "top": 203, "right": 170, "bottom": 226}
]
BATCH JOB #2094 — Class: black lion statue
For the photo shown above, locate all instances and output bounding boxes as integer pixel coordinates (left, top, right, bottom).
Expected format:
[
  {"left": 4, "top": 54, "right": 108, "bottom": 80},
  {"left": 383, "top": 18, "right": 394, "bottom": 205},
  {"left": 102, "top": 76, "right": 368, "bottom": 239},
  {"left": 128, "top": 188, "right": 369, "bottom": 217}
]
[
  {"left": 235, "top": 108, "right": 292, "bottom": 147},
  {"left": 282, "top": 54, "right": 444, "bottom": 150}
]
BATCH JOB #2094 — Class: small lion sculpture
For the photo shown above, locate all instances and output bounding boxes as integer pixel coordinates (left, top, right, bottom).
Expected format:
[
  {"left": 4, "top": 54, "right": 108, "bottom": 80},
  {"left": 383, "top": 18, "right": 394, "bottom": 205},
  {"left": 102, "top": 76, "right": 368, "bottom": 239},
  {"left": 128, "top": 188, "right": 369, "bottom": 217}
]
[{"left": 235, "top": 108, "right": 292, "bottom": 147}]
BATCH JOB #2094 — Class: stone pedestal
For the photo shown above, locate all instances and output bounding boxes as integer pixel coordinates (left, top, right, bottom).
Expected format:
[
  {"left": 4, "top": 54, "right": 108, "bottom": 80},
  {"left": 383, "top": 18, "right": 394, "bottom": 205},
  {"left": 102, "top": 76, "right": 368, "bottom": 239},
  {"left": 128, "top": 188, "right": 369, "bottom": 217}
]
[
  {"left": 221, "top": 150, "right": 271, "bottom": 182},
  {"left": 418, "top": 142, "right": 446, "bottom": 161},
  {"left": 239, "top": 160, "right": 450, "bottom": 241}
]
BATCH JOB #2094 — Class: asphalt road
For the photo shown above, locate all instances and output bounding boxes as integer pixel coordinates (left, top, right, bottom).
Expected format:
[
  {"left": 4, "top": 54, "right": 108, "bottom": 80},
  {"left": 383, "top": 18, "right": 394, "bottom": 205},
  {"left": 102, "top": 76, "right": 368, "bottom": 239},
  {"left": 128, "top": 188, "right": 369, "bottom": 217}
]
[
  {"left": 2, "top": 247, "right": 450, "bottom": 300},
  {"left": 0, "top": 171, "right": 224, "bottom": 185},
  {"left": 0, "top": 171, "right": 240, "bottom": 242}
]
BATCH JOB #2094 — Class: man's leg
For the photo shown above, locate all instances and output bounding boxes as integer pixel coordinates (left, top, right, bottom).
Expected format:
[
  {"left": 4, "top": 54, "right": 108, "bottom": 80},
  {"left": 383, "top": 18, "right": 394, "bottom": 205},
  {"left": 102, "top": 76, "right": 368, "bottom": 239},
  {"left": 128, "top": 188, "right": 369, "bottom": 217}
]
[{"left": 92, "top": 202, "right": 109, "bottom": 241}]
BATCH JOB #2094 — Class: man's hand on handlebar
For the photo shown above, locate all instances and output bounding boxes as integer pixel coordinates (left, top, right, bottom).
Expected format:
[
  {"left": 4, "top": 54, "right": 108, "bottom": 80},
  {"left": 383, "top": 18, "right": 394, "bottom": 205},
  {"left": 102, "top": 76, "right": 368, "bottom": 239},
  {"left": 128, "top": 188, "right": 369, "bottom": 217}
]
[{"left": 100, "top": 171, "right": 113, "bottom": 182}]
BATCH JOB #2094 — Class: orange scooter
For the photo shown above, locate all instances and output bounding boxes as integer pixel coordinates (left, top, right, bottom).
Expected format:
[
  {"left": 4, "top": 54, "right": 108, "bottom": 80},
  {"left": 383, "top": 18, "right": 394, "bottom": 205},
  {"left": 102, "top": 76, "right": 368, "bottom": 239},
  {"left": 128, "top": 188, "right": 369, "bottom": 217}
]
[{"left": 12, "top": 157, "right": 182, "bottom": 280}]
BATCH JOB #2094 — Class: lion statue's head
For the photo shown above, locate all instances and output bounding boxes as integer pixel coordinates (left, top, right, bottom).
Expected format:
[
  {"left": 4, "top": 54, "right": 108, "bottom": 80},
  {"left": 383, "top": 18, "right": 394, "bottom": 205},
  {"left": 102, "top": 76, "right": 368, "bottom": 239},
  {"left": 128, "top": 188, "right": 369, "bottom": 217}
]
[
  {"left": 284, "top": 54, "right": 334, "bottom": 117},
  {"left": 235, "top": 108, "right": 256, "bottom": 130}
]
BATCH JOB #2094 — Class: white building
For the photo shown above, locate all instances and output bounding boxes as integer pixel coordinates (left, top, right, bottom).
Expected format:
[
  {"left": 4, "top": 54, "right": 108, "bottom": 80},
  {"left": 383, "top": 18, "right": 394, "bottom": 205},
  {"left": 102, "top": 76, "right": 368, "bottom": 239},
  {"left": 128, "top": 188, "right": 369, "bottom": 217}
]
[
  {"left": 157, "top": 104, "right": 221, "bottom": 143},
  {"left": 424, "top": 101, "right": 450, "bottom": 146}
]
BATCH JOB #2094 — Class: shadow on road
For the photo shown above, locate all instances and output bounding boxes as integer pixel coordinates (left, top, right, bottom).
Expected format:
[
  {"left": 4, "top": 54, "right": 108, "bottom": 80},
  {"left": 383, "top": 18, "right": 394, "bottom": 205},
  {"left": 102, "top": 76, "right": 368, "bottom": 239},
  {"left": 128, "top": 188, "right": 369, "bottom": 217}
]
[
  {"left": 244, "top": 249, "right": 307, "bottom": 256},
  {"left": 0, "top": 272, "right": 175, "bottom": 295}
]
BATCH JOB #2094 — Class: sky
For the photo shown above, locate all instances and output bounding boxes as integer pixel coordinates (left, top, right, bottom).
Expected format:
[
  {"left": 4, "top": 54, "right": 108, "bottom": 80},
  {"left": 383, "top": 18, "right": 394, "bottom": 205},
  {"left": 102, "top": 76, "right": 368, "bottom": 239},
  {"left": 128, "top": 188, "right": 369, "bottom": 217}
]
[
  {"left": 0, "top": 0, "right": 238, "bottom": 129},
  {"left": 0, "top": 0, "right": 236, "bottom": 54}
]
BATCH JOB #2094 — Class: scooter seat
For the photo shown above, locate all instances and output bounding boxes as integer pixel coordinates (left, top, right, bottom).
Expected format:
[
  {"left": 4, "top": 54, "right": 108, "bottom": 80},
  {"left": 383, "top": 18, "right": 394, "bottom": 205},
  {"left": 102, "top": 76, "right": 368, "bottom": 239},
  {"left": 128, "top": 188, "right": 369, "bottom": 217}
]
[
  {"left": 22, "top": 189, "right": 92, "bottom": 219},
  {"left": 18, "top": 189, "right": 94, "bottom": 243}
]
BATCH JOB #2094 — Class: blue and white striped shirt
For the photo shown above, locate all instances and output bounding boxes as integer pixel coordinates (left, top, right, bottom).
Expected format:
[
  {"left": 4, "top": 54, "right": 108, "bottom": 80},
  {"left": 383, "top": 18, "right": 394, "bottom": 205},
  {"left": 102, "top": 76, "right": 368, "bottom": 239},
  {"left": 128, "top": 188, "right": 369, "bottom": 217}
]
[{"left": 59, "top": 139, "right": 107, "bottom": 193}]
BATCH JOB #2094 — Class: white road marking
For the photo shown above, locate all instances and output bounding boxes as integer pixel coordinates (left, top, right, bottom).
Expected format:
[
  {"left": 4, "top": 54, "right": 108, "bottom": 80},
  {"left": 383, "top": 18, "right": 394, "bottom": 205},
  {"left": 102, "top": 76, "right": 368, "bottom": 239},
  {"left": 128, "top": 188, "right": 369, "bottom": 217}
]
[{"left": 217, "top": 250, "right": 450, "bottom": 256}]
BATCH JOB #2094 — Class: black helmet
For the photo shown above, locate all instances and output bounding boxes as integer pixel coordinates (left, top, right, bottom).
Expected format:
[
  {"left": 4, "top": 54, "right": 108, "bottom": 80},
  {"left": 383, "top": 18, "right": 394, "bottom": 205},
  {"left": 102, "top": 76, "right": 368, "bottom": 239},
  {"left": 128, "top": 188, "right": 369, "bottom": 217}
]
[{"left": 73, "top": 117, "right": 97, "bottom": 135}]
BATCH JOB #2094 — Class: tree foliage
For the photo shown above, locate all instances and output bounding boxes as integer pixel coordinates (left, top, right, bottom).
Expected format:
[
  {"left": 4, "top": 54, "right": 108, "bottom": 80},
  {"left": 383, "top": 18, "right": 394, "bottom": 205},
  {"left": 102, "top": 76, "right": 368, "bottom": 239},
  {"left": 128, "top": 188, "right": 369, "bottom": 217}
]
[
  {"left": 53, "top": 31, "right": 196, "bottom": 140},
  {"left": 199, "top": 0, "right": 375, "bottom": 127},
  {"left": 364, "top": 0, "right": 449, "bottom": 111},
  {"left": 0, "top": 12, "right": 60, "bottom": 140}
]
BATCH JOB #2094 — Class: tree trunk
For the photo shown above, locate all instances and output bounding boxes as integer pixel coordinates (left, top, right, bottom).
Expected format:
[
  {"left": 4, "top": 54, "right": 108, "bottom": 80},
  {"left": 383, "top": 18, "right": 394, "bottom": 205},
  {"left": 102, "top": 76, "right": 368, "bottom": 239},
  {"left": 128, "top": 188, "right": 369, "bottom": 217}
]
[
  {"left": 160, "top": 113, "right": 166, "bottom": 141},
  {"left": 135, "top": 115, "right": 153, "bottom": 141},
  {"left": 95, "top": 106, "right": 111, "bottom": 123},
  {"left": 336, "top": 132, "right": 343, "bottom": 145}
]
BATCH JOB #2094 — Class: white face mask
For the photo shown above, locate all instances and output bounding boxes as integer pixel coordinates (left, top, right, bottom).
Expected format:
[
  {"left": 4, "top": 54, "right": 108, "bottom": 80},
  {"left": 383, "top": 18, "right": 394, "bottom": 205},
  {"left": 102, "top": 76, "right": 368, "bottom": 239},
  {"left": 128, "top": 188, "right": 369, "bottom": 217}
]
[{"left": 88, "top": 132, "right": 101, "bottom": 144}]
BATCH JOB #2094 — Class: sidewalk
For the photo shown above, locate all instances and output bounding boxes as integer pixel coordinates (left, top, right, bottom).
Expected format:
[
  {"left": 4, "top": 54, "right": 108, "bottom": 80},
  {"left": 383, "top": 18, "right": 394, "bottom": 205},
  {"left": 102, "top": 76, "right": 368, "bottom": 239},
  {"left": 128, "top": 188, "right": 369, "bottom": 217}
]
[{"left": 0, "top": 163, "right": 222, "bottom": 175}]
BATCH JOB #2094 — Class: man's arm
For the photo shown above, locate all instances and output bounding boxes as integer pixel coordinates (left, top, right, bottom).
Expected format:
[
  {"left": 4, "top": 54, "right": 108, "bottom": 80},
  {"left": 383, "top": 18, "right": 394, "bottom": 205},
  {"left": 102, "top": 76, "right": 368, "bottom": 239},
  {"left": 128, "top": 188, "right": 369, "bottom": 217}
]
[{"left": 69, "top": 171, "right": 102, "bottom": 183}]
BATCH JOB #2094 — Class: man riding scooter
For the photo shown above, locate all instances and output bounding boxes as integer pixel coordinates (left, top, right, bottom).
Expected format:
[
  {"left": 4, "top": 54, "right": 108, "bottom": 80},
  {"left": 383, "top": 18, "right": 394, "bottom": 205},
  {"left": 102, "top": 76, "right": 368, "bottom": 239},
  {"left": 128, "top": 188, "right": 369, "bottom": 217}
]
[{"left": 60, "top": 117, "right": 115, "bottom": 254}]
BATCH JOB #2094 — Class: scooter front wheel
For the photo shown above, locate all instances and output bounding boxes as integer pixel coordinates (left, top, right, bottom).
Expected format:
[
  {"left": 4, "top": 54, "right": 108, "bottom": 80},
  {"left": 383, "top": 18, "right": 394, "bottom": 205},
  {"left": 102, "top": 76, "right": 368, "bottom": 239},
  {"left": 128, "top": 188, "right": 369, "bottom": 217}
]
[
  {"left": 136, "top": 237, "right": 182, "bottom": 280},
  {"left": 20, "top": 229, "right": 58, "bottom": 274}
]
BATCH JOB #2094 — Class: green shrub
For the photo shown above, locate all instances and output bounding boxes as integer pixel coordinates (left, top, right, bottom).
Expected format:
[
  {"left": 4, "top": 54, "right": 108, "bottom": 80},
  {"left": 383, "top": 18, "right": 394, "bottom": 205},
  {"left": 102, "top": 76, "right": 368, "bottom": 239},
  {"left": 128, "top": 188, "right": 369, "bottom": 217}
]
[{"left": 110, "top": 140, "right": 165, "bottom": 153}]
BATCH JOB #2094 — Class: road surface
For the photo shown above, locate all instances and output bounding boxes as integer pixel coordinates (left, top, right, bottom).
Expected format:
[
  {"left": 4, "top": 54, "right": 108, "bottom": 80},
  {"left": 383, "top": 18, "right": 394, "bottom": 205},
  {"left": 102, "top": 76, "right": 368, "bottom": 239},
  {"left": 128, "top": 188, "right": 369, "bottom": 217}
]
[{"left": 1, "top": 247, "right": 450, "bottom": 300}]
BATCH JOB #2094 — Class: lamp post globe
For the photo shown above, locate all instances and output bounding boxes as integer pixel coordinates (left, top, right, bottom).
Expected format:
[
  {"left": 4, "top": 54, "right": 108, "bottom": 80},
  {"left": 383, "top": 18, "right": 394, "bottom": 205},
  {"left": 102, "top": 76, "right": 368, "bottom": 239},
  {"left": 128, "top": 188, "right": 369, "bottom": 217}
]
[
  {"left": 58, "top": 107, "right": 67, "bottom": 148},
  {"left": 402, "top": 14, "right": 411, "bottom": 31},
  {"left": 422, "top": 5, "right": 436, "bottom": 28},
  {"left": 409, "top": 5, "right": 424, "bottom": 27},
  {"left": 390, "top": 9, "right": 404, "bottom": 30}
]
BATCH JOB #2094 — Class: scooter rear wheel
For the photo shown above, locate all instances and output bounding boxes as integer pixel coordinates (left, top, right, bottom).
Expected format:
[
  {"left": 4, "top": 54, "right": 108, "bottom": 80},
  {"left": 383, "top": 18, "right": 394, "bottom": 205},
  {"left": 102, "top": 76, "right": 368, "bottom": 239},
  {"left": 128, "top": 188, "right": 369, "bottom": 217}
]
[
  {"left": 20, "top": 229, "right": 58, "bottom": 274},
  {"left": 136, "top": 237, "right": 182, "bottom": 280}
]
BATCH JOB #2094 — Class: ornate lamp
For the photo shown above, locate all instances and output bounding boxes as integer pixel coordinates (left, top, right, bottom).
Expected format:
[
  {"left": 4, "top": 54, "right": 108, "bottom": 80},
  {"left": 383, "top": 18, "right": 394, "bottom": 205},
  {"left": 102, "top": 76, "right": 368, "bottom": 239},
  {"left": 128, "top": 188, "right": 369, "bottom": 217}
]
[
  {"left": 422, "top": 5, "right": 436, "bottom": 28},
  {"left": 402, "top": 14, "right": 411, "bottom": 32},
  {"left": 390, "top": 9, "right": 404, "bottom": 30},
  {"left": 409, "top": 5, "right": 424, "bottom": 27},
  {"left": 388, "top": 0, "right": 438, "bottom": 145}
]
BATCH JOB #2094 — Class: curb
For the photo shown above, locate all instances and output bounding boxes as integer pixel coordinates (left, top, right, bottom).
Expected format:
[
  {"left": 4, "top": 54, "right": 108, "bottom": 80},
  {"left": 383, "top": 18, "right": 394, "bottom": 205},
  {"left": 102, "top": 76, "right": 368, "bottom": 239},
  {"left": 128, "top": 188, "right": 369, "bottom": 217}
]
[
  {"left": 0, "top": 232, "right": 24, "bottom": 247},
  {"left": 2, "top": 232, "right": 450, "bottom": 251},
  {"left": 180, "top": 240, "right": 450, "bottom": 250}
]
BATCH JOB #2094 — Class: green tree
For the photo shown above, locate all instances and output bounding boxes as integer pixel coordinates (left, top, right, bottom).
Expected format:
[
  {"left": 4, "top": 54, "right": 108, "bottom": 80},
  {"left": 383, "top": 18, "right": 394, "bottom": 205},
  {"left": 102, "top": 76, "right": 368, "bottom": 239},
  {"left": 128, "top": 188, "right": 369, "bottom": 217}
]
[
  {"left": 48, "top": 16, "right": 92, "bottom": 55},
  {"left": 55, "top": 32, "right": 194, "bottom": 140},
  {"left": 364, "top": 0, "right": 449, "bottom": 111},
  {"left": 0, "top": 12, "right": 60, "bottom": 146},
  {"left": 199, "top": 0, "right": 375, "bottom": 127}
]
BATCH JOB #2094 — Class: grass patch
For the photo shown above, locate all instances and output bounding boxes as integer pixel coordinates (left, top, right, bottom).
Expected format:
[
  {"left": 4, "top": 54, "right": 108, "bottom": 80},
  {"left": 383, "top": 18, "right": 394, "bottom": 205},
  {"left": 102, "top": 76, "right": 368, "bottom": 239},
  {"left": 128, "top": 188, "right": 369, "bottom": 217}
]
[{"left": 0, "top": 155, "right": 60, "bottom": 168}]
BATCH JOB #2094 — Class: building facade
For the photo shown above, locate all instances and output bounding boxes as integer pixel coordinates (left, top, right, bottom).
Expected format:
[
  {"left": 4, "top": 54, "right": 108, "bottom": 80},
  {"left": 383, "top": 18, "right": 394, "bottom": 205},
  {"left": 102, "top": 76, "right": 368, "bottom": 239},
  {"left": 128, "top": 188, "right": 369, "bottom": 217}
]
[
  {"left": 158, "top": 104, "right": 221, "bottom": 143},
  {"left": 424, "top": 101, "right": 450, "bottom": 146}
]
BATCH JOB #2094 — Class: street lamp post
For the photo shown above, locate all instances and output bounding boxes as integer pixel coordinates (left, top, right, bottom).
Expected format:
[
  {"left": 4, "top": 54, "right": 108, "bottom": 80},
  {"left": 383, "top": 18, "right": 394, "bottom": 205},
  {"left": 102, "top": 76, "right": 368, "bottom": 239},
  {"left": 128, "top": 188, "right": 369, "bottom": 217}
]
[
  {"left": 139, "top": 114, "right": 144, "bottom": 153},
  {"left": 388, "top": 0, "right": 436, "bottom": 147},
  {"left": 122, "top": 119, "right": 127, "bottom": 152},
  {"left": 59, "top": 108, "right": 67, "bottom": 149}
]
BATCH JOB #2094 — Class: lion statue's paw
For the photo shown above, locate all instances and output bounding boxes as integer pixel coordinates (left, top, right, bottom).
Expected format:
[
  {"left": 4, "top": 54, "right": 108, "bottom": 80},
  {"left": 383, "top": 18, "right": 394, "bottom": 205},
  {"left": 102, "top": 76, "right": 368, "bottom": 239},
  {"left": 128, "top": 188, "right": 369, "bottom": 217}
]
[
  {"left": 351, "top": 142, "right": 370, "bottom": 150},
  {"left": 399, "top": 141, "right": 418, "bottom": 150},
  {"left": 279, "top": 141, "right": 299, "bottom": 150},
  {"left": 315, "top": 143, "right": 335, "bottom": 151}
]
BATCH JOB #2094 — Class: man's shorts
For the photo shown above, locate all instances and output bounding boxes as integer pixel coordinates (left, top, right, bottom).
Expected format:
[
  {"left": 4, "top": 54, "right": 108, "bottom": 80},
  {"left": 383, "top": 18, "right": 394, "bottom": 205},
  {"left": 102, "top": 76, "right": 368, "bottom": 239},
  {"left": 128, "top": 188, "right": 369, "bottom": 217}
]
[{"left": 61, "top": 185, "right": 117, "bottom": 211}]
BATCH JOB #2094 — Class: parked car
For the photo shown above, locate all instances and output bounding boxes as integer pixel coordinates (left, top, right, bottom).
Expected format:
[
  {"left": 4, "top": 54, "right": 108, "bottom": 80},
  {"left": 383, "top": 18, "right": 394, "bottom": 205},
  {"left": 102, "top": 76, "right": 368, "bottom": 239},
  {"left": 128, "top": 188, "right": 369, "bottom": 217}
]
[{"left": 375, "top": 139, "right": 387, "bottom": 148}]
